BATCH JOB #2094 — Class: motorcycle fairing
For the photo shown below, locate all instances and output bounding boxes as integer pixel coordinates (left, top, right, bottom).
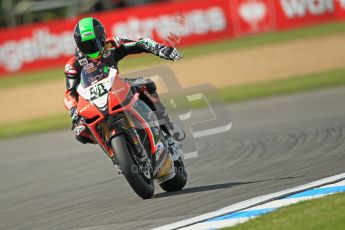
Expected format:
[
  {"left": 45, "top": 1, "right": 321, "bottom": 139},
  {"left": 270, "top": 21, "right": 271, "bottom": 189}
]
[
  {"left": 77, "top": 97, "right": 102, "bottom": 120},
  {"left": 77, "top": 68, "right": 117, "bottom": 108},
  {"left": 76, "top": 66, "right": 158, "bottom": 158},
  {"left": 108, "top": 77, "right": 131, "bottom": 111}
]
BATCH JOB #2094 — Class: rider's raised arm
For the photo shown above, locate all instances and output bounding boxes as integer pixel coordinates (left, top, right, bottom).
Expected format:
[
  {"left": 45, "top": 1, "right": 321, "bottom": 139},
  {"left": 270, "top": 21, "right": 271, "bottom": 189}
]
[{"left": 111, "top": 36, "right": 182, "bottom": 61}]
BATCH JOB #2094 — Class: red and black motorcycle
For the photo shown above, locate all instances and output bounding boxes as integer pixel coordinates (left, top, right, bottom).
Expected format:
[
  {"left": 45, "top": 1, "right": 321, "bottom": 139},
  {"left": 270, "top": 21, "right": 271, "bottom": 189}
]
[{"left": 74, "top": 62, "right": 187, "bottom": 199}]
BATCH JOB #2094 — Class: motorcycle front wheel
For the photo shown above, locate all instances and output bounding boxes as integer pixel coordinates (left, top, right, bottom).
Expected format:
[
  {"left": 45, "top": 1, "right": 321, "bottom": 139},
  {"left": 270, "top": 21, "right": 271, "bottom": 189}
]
[{"left": 111, "top": 135, "right": 154, "bottom": 199}]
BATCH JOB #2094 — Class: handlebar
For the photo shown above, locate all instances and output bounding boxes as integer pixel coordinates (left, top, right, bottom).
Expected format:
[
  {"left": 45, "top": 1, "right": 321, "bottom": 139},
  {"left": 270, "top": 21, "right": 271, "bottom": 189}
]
[{"left": 71, "top": 116, "right": 83, "bottom": 130}]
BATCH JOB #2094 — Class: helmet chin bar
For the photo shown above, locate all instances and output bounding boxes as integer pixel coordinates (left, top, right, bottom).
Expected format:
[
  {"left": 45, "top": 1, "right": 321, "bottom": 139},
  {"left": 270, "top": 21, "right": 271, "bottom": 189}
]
[
  {"left": 87, "top": 51, "right": 102, "bottom": 60},
  {"left": 87, "top": 45, "right": 106, "bottom": 60}
]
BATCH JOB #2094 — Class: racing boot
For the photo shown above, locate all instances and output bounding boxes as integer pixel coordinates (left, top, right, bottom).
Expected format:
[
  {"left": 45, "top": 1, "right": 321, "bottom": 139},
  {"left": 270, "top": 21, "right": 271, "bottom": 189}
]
[
  {"left": 127, "top": 77, "right": 185, "bottom": 141},
  {"left": 162, "top": 111, "right": 186, "bottom": 142},
  {"left": 143, "top": 90, "right": 185, "bottom": 141},
  {"left": 75, "top": 125, "right": 96, "bottom": 144}
]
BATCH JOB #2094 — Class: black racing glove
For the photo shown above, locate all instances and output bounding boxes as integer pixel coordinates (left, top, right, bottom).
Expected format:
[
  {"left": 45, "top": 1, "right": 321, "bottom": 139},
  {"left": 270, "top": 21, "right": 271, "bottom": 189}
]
[{"left": 158, "top": 47, "right": 183, "bottom": 61}]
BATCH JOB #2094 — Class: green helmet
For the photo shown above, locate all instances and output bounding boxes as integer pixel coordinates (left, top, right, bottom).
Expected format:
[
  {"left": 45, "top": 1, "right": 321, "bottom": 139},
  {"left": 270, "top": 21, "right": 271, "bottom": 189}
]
[{"left": 73, "top": 17, "right": 106, "bottom": 59}]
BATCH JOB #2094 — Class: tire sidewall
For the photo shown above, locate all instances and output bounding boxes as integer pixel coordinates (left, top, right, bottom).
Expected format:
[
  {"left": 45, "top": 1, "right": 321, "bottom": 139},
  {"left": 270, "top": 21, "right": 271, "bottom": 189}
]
[{"left": 111, "top": 135, "right": 154, "bottom": 199}]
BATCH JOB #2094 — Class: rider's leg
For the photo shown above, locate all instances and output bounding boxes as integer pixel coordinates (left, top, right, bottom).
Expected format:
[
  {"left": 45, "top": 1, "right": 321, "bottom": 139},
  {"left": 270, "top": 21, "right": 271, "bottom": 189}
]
[
  {"left": 125, "top": 77, "right": 185, "bottom": 141},
  {"left": 142, "top": 79, "right": 185, "bottom": 141}
]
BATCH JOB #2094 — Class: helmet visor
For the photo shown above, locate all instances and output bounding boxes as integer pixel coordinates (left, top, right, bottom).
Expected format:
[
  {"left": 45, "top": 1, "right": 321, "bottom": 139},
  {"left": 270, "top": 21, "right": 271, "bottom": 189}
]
[{"left": 77, "top": 38, "right": 104, "bottom": 57}]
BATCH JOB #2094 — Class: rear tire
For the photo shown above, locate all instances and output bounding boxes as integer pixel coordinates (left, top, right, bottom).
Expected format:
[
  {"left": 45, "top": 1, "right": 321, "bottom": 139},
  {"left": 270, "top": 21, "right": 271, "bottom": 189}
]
[
  {"left": 111, "top": 135, "right": 154, "bottom": 199},
  {"left": 160, "top": 157, "right": 187, "bottom": 192}
]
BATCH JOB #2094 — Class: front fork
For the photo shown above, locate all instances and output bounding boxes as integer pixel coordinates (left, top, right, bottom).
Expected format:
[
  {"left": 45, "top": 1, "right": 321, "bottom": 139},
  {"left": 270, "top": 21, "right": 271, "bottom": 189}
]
[
  {"left": 100, "top": 107, "right": 177, "bottom": 181},
  {"left": 104, "top": 114, "right": 152, "bottom": 174}
]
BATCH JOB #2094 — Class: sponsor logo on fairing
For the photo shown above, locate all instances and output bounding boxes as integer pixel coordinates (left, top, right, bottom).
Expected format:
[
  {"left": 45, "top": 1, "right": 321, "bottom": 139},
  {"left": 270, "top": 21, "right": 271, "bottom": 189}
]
[
  {"left": 80, "top": 104, "right": 91, "bottom": 113},
  {"left": 113, "top": 87, "right": 125, "bottom": 94},
  {"left": 155, "top": 141, "right": 165, "bottom": 161}
]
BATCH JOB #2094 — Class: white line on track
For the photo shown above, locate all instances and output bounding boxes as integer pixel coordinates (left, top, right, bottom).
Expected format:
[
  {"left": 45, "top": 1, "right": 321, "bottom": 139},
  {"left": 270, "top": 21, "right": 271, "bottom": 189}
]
[{"left": 152, "top": 173, "right": 345, "bottom": 230}]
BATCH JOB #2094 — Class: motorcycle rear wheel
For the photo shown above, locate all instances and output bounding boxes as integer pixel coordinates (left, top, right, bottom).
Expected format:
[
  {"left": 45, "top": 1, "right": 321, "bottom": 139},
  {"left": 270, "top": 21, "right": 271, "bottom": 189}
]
[
  {"left": 111, "top": 135, "right": 154, "bottom": 199},
  {"left": 159, "top": 157, "right": 187, "bottom": 192}
]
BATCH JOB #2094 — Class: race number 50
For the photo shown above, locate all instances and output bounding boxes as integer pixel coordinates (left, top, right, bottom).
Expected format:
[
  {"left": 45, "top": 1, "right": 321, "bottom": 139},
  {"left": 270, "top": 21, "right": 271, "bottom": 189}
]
[{"left": 90, "top": 83, "right": 108, "bottom": 100}]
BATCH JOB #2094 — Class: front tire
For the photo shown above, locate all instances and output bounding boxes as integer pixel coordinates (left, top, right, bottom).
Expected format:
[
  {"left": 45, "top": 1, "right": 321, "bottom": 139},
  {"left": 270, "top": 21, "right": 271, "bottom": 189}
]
[
  {"left": 111, "top": 135, "right": 154, "bottom": 199},
  {"left": 160, "top": 157, "right": 187, "bottom": 192}
]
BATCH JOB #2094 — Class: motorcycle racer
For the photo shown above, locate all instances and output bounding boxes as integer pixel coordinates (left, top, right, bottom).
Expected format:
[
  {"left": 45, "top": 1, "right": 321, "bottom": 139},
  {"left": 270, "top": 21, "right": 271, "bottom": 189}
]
[{"left": 64, "top": 17, "right": 185, "bottom": 144}]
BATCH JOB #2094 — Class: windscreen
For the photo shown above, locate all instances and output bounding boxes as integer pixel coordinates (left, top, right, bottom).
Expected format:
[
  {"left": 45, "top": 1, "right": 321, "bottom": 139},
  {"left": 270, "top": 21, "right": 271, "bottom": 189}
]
[{"left": 80, "top": 62, "right": 110, "bottom": 88}]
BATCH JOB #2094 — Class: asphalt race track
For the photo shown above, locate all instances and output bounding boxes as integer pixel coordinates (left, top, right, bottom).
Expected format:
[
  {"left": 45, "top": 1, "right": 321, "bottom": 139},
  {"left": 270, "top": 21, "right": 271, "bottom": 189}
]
[{"left": 1, "top": 87, "right": 345, "bottom": 230}]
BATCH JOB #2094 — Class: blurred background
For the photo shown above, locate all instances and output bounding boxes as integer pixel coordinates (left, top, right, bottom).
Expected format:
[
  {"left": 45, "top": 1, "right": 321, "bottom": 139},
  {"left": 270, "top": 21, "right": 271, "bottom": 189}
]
[
  {"left": 1, "top": 2, "right": 345, "bottom": 229},
  {"left": 0, "top": 0, "right": 175, "bottom": 27},
  {"left": 1, "top": 0, "right": 345, "bottom": 137}
]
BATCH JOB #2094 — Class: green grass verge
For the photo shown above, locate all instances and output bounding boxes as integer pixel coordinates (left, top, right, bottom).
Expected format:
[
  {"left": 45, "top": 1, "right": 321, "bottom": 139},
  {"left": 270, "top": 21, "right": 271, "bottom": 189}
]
[
  {"left": 220, "top": 68, "right": 345, "bottom": 104},
  {"left": 0, "top": 114, "right": 70, "bottom": 139},
  {"left": 1, "top": 21, "right": 345, "bottom": 90},
  {"left": 169, "top": 68, "right": 345, "bottom": 109},
  {"left": 224, "top": 192, "right": 345, "bottom": 230},
  {"left": 1, "top": 68, "right": 345, "bottom": 139},
  {"left": 0, "top": 68, "right": 64, "bottom": 90}
]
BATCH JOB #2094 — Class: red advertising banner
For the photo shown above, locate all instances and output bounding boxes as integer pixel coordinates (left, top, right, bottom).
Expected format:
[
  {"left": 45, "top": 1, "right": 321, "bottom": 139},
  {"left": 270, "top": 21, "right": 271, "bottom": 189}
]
[
  {"left": 1, "top": 0, "right": 345, "bottom": 75},
  {"left": 0, "top": 0, "right": 234, "bottom": 75},
  {"left": 231, "top": 0, "right": 276, "bottom": 36},
  {"left": 0, "top": 19, "right": 77, "bottom": 75},
  {"left": 334, "top": 0, "right": 345, "bottom": 19},
  {"left": 274, "top": 0, "right": 340, "bottom": 29}
]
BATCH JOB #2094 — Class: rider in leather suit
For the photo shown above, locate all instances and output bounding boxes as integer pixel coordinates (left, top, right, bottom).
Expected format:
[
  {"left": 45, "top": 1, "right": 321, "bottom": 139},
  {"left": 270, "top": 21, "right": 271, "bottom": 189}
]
[{"left": 64, "top": 17, "right": 185, "bottom": 144}]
